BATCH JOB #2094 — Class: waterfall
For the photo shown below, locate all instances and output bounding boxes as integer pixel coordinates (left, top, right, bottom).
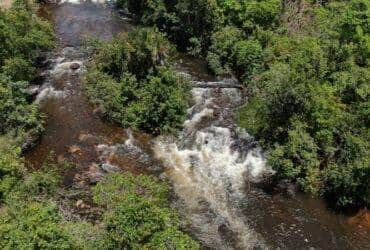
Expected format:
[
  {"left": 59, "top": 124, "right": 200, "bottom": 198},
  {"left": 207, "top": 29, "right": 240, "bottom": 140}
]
[{"left": 154, "top": 84, "right": 274, "bottom": 248}]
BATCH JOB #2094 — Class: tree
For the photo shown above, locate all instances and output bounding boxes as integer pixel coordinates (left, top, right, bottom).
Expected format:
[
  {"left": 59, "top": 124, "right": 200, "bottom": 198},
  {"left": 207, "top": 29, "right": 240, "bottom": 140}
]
[{"left": 85, "top": 28, "right": 189, "bottom": 134}]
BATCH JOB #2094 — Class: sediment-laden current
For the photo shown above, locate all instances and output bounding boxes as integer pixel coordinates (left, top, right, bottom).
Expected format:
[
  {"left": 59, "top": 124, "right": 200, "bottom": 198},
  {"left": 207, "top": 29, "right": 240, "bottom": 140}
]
[{"left": 26, "top": 1, "right": 370, "bottom": 249}]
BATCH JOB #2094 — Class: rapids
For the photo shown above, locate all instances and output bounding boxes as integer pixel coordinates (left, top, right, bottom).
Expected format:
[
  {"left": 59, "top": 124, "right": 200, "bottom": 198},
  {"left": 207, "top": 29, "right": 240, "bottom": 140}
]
[
  {"left": 26, "top": 0, "right": 370, "bottom": 249},
  {"left": 153, "top": 86, "right": 273, "bottom": 249}
]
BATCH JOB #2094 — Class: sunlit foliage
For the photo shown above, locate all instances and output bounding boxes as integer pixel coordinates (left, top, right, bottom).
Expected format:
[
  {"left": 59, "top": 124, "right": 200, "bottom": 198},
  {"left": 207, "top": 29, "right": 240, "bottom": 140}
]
[{"left": 85, "top": 28, "right": 189, "bottom": 134}]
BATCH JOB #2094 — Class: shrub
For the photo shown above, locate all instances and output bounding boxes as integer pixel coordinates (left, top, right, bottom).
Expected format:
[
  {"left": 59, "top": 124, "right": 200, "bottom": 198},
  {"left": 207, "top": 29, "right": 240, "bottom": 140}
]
[
  {"left": 1, "top": 57, "right": 35, "bottom": 82},
  {"left": 233, "top": 39, "right": 263, "bottom": 81},
  {"left": 92, "top": 172, "right": 169, "bottom": 208},
  {"left": 0, "top": 137, "right": 23, "bottom": 202},
  {"left": 145, "top": 227, "right": 200, "bottom": 249},
  {"left": 0, "top": 74, "right": 43, "bottom": 137},
  {"left": 0, "top": 0, "right": 54, "bottom": 142},
  {"left": 0, "top": 201, "right": 75, "bottom": 249},
  {"left": 116, "top": 0, "right": 223, "bottom": 54},
  {"left": 91, "top": 28, "right": 174, "bottom": 80},
  {"left": 206, "top": 26, "right": 244, "bottom": 75},
  {"left": 237, "top": 10, "right": 370, "bottom": 208},
  {"left": 85, "top": 28, "right": 188, "bottom": 134},
  {"left": 93, "top": 173, "right": 199, "bottom": 249},
  {"left": 0, "top": 2, "right": 54, "bottom": 69}
]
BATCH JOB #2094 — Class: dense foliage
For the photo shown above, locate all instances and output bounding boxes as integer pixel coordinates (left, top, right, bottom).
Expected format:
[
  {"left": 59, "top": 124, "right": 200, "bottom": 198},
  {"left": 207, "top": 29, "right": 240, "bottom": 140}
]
[
  {"left": 1, "top": 1, "right": 198, "bottom": 248},
  {"left": 0, "top": 0, "right": 54, "bottom": 204},
  {"left": 0, "top": 0, "right": 54, "bottom": 140},
  {"left": 85, "top": 28, "right": 189, "bottom": 134},
  {"left": 116, "top": 0, "right": 224, "bottom": 54},
  {"left": 237, "top": 0, "right": 370, "bottom": 209},
  {"left": 0, "top": 145, "right": 73, "bottom": 249},
  {"left": 119, "top": 0, "right": 370, "bottom": 209},
  {"left": 93, "top": 174, "right": 199, "bottom": 249},
  {"left": 0, "top": 148, "right": 198, "bottom": 248}
]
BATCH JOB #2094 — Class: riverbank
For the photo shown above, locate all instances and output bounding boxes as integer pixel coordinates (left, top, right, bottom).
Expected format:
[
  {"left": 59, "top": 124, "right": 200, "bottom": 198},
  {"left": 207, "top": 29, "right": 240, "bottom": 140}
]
[
  {"left": 23, "top": 1, "right": 370, "bottom": 248},
  {"left": 1, "top": 1, "right": 200, "bottom": 248},
  {"left": 0, "top": 0, "right": 363, "bottom": 248},
  {"left": 118, "top": 0, "right": 370, "bottom": 211}
]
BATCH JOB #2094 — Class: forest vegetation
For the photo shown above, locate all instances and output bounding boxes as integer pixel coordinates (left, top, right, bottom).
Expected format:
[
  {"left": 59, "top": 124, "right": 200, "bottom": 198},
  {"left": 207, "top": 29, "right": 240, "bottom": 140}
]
[
  {"left": 84, "top": 28, "right": 190, "bottom": 134},
  {"left": 0, "top": 1, "right": 198, "bottom": 248},
  {"left": 0, "top": 0, "right": 369, "bottom": 248},
  {"left": 115, "top": 0, "right": 369, "bottom": 209}
]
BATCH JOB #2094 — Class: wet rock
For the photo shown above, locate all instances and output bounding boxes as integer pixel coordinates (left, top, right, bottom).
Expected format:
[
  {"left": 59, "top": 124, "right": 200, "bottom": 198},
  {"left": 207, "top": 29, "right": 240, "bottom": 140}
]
[
  {"left": 36, "top": 51, "right": 50, "bottom": 66},
  {"left": 21, "top": 133, "right": 41, "bottom": 153},
  {"left": 118, "top": 8, "right": 129, "bottom": 15},
  {"left": 68, "top": 145, "right": 81, "bottom": 154},
  {"left": 348, "top": 209, "right": 370, "bottom": 229},
  {"left": 76, "top": 200, "right": 83, "bottom": 208},
  {"left": 69, "top": 62, "right": 80, "bottom": 70},
  {"left": 93, "top": 107, "right": 103, "bottom": 117},
  {"left": 76, "top": 199, "right": 90, "bottom": 209},
  {"left": 159, "top": 172, "right": 167, "bottom": 181},
  {"left": 79, "top": 133, "right": 92, "bottom": 141},
  {"left": 100, "top": 163, "right": 120, "bottom": 173},
  {"left": 26, "top": 85, "right": 40, "bottom": 99},
  {"left": 57, "top": 154, "right": 66, "bottom": 162},
  {"left": 276, "top": 180, "right": 298, "bottom": 197},
  {"left": 218, "top": 223, "right": 237, "bottom": 245},
  {"left": 31, "top": 72, "right": 48, "bottom": 85},
  {"left": 78, "top": 133, "right": 99, "bottom": 144},
  {"left": 87, "top": 164, "right": 105, "bottom": 184}
]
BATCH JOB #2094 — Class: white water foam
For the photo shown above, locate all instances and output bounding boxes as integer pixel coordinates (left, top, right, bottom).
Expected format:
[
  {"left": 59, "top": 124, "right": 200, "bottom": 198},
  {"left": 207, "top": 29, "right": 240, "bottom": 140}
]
[
  {"left": 36, "top": 85, "right": 66, "bottom": 102},
  {"left": 50, "top": 60, "right": 83, "bottom": 79},
  {"left": 154, "top": 83, "right": 273, "bottom": 248},
  {"left": 184, "top": 108, "right": 214, "bottom": 129}
]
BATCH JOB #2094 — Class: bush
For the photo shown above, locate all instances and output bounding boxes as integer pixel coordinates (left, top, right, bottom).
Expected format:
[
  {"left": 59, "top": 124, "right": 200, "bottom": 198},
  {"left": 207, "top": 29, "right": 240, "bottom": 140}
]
[
  {"left": 0, "top": 201, "right": 75, "bottom": 249},
  {"left": 206, "top": 26, "right": 244, "bottom": 75},
  {"left": 0, "top": 74, "right": 43, "bottom": 137},
  {"left": 0, "top": 137, "right": 23, "bottom": 202},
  {"left": 92, "top": 172, "right": 169, "bottom": 208},
  {"left": 242, "top": 0, "right": 282, "bottom": 30},
  {"left": 1, "top": 57, "right": 35, "bottom": 82},
  {"left": 102, "top": 200, "right": 175, "bottom": 248},
  {"left": 218, "top": 0, "right": 281, "bottom": 30},
  {"left": 85, "top": 28, "right": 189, "bottom": 134},
  {"left": 0, "top": 2, "right": 54, "bottom": 69},
  {"left": 0, "top": 0, "right": 54, "bottom": 142},
  {"left": 93, "top": 173, "right": 199, "bottom": 249},
  {"left": 237, "top": 3, "right": 370, "bottom": 208},
  {"left": 233, "top": 39, "right": 263, "bottom": 81},
  {"left": 145, "top": 227, "right": 200, "bottom": 249},
  {"left": 90, "top": 28, "right": 175, "bottom": 80},
  {"left": 172, "top": 0, "right": 224, "bottom": 53},
  {"left": 116, "top": 0, "right": 223, "bottom": 54}
]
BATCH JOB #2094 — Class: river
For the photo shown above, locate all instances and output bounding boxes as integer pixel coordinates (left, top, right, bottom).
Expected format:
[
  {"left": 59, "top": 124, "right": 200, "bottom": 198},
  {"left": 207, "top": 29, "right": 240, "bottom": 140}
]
[{"left": 26, "top": 0, "right": 369, "bottom": 249}]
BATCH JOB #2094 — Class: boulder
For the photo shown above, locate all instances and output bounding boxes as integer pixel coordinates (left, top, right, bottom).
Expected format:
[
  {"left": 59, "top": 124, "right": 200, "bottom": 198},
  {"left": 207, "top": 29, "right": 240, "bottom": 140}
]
[
  {"left": 87, "top": 164, "right": 105, "bottom": 184},
  {"left": 100, "top": 163, "right": 120, "bottom": 173},
  {"left": 68, "top": 145, "right": 81, "bottom": 154},
  {"left": 69, "top": 62, "right": 80, "bottom": 70},
  {"left": 26, "top": 85, "right": 40, "bottom": 98}
]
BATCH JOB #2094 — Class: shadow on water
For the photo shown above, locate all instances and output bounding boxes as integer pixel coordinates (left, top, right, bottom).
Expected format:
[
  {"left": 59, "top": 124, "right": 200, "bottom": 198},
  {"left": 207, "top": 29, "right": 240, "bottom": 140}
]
[{"left": 27, "top": 1, "right": 369, "bottom": 249}]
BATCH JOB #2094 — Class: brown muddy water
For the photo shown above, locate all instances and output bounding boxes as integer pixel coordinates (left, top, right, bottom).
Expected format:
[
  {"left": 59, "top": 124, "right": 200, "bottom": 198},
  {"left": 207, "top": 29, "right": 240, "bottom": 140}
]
[{"left": 26, "top": 1, "right": 369, "bottom": 249}]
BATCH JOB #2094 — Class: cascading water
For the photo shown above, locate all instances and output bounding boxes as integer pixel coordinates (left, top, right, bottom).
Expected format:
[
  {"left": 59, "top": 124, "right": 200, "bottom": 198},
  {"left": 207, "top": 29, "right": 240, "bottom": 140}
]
[
  {"left": 154, "top": 80, "right": 274, "bottom": 248},
  {"left": 26, "top": 1, "right": 370, "bottom": 249}
]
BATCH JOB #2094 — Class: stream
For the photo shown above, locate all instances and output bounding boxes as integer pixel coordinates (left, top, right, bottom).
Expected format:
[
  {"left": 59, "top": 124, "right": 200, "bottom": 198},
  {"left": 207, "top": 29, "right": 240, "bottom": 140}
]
[{"left": 26, "top": 1, "right": 369, "bottom": 249}]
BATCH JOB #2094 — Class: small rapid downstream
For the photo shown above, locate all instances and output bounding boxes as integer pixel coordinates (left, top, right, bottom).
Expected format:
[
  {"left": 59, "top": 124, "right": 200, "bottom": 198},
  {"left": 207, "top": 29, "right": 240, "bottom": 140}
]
[
  {"left": 154, "top": 83, "right": 271, "bottom": 249},
  {"left": 27, "top": 1, "right": 369, "bottom": 249}
]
